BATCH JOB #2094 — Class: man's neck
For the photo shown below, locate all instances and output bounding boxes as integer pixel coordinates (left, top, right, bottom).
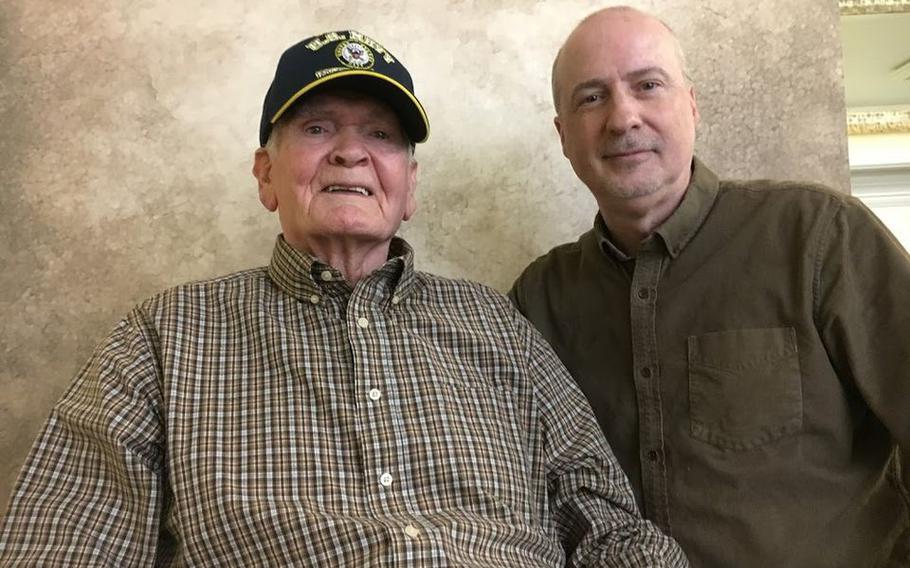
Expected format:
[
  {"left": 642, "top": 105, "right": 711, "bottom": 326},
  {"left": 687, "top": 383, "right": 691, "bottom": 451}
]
[
  {"left": 288, "top": 236, "right": 393, "bottom": 285},
  {"left": 598, "top": 180, "right": 689, "bottom": 257}
]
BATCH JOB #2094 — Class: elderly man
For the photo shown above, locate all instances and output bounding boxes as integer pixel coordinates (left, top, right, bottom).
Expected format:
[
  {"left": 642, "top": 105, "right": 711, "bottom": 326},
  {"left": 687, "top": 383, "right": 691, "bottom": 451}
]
[
  {"left": 0, "top": 30, "right": 686, "bottom": 566},
  {"left": 510, "top": 6, "right": 910, "bottom": 567}
]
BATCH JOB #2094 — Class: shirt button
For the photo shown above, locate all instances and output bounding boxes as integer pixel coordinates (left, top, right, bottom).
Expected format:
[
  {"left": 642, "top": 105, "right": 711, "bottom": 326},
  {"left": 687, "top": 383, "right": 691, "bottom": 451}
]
[
  {"left": 320, "top": 270, "right": 333, "bottom": 282},
  {"left": 368, "top": 388, "right": 382, "bottom": 401},
  {"left": 357, "top": 317, "right": 370, "bottom": 329},
  {"left": 404, "top": 524, "right": 420, "bottom": 539},
  {"left": 379, "top": 472, "right": 393, "bottom": 487},
  {"left": 637, "top": 287, "right": 650, "bottom": 300},
  {"left": 640, "top": 366, "right": 653, "bottom": 378},
  {"left": 648, "top": 449, "right": 661, "bottom": 462},
  {"left": 391, "top": 295, "right": 400, "bottom": 305},
  {"left": 308, "top": 294, "right": 320, "bottom": 304}
]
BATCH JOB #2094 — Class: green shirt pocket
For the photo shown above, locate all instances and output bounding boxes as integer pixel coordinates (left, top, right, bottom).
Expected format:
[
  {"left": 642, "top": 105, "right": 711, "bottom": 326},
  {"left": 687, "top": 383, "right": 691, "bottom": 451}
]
[{"left": 687, "top": 327, "right": 803, "bottom": 451}]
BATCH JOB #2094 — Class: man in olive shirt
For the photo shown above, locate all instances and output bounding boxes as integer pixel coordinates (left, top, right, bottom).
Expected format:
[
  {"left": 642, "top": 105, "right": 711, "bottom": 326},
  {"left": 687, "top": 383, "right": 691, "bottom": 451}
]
[{"left": 510, "top": 6, "right": 910, "bottom": 566}]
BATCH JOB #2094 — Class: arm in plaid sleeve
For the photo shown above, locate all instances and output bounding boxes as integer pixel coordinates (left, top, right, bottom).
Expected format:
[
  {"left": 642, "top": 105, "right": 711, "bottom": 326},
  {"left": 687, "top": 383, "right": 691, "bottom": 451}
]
[
  {"left": 0, "top": 306, "right": 168, "bottom": 566},
  {"left": 518, "top": 313, "right": 688, "bottom": 567}
]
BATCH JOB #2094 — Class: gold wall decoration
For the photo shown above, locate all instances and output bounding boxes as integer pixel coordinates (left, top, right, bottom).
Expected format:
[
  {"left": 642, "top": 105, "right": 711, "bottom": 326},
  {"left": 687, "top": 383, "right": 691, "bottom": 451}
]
[
  {"left": 839, "top": 0, "right": 910, "bottom": 15},
  {"left": 847, "top": 107, "right": 910, "bottom": 134}
]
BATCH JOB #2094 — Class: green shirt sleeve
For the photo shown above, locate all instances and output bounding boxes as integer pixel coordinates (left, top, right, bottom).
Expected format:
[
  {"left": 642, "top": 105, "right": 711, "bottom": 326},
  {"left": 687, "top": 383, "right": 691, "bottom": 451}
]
[{"left": 815, "top": 198, "right": 910, "bottom": 455}]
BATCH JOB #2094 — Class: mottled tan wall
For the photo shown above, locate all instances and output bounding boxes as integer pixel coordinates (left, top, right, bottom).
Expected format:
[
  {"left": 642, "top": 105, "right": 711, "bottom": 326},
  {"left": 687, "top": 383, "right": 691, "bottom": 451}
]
[{"left": 0, "top": 0, "right": 847, "bottom": 512}]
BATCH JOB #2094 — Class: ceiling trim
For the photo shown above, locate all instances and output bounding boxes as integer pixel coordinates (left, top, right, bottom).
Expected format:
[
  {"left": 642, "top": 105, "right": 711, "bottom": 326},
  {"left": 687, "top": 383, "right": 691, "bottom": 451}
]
[
  {"left": 847, "top": 107, "right": 910, "bottom": 134},
  {"left": 839, "top": 0, "right": 910, "bottom": 15}
]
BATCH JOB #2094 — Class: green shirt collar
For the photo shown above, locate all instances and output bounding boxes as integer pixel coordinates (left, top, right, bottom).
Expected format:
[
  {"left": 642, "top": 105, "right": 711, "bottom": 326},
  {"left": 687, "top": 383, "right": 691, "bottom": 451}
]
[{"left": 595, "top": 157, "right": 720, "bottom": 260}]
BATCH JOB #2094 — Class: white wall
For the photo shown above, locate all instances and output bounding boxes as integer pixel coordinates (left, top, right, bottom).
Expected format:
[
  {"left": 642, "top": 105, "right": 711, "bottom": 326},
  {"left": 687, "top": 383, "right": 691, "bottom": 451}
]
[{"left": 848, "top": 134, "right": 910, "bottom": 251}]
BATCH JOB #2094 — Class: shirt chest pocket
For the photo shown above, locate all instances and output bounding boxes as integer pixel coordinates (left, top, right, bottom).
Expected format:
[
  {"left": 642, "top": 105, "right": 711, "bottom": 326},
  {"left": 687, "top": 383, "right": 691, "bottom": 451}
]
[{"left": 687, "top": 327, "right": 803, "bottom": 451}]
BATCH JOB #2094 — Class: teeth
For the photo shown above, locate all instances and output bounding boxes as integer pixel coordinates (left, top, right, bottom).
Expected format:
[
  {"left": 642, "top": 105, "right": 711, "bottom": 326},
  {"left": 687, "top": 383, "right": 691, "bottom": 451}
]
[{"left": 325, "top": 185, "right": 369, "bottom": 196}]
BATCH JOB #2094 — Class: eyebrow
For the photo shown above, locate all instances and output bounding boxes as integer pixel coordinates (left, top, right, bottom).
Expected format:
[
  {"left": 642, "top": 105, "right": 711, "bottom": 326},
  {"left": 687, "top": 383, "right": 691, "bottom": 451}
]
[
  {"left": 625, "top": 66, "right": 673, "bottom": 83},
  {"left": 569, "top": 78, "right": 610, "bottom": 100},
  {"left": 289, "top": 105, "right": 333, "bottom": 120},
  {"left": 568, "top": 66, "right": 674, "bottom": 99}
]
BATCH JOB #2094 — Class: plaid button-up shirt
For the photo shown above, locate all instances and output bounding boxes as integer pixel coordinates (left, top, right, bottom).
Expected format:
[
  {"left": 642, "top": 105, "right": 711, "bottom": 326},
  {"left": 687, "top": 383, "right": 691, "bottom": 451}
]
[{"left": 0, "top": 236, "right": 685, "bottom": 567}]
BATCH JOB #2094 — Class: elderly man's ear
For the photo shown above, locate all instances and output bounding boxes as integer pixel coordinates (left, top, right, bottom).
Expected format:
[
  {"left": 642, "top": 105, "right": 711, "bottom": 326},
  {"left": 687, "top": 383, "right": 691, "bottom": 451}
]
[{"left": 253, "top": 148, "right": 278, "bottom": 212}]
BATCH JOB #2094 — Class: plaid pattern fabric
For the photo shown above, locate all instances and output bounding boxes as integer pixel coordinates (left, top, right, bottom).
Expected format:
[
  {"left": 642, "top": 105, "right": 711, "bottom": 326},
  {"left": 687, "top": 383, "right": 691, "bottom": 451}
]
[{"left": 0, "top": 236, "right": 686, "bottom": 567}]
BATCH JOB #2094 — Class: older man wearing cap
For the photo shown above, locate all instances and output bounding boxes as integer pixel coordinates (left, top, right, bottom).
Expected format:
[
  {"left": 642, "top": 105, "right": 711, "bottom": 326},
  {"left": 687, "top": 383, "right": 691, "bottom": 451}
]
[{"left": 0, "top": 31, "right": 686, "bottom": 566}]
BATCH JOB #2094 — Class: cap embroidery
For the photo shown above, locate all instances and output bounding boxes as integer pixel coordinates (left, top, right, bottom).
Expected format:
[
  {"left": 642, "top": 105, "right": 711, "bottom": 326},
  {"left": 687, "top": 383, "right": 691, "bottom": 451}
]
[
  {"left": 305, "top": 31, "right": 347, "bottom": 52},
  {"left": 335, "top": 41, "right": 375, "bottom": 69},
  {"left": 314, "top": 66, "right": 347, "bottom": 79}
]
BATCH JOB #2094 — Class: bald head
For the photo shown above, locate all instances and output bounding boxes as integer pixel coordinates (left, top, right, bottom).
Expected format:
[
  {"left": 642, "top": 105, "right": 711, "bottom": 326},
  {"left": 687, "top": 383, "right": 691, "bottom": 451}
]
[
  {"left": 548, "top": 4, "right": 699, "bottom": 214},
  {"left": 551, "top": 6, "right": 689, "bottom": 114}
]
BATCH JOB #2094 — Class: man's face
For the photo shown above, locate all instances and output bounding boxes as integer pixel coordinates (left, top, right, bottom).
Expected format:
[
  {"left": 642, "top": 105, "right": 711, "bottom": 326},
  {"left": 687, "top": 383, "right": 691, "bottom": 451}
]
[
  {"left": 254, "top": 90, "right": 417, "bottom": 252},
  {"left": 553, "top": 10, "right": 699, "bottom": 204}
]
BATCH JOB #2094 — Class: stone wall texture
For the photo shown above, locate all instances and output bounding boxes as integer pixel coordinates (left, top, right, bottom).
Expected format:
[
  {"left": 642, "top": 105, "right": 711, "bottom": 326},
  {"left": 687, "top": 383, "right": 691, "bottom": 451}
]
[{"left": 0, "top": 0, "right": 848, "bottom": 512}]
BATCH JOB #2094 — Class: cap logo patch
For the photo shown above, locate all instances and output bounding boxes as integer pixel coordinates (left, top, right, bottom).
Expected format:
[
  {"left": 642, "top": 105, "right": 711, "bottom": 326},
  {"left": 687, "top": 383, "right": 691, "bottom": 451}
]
[{"left": 335, "top": 41, "right": 375, "bottom": 69}]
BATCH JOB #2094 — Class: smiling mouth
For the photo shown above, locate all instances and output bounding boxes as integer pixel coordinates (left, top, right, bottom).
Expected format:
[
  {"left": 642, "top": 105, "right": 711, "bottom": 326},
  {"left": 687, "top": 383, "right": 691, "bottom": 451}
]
[
  {"left": 322, "top": 184, "right": 372, "bottom": 196},
  {"left": 603, "top": 149, "right": 651, "bottom": 159}
]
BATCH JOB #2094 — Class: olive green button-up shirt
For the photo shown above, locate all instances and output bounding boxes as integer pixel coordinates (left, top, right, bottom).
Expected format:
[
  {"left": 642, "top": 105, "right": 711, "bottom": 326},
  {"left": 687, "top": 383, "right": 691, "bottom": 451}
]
[
  {"left": 510, "top": 159, "right": 910, "bottom": 567},
  {"left": 0, "top": 235, "right": 686, "bottom": 567}
]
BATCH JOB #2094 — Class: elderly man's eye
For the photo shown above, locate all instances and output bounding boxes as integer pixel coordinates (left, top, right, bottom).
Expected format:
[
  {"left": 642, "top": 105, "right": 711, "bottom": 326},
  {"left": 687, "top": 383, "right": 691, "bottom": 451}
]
[
  {"left": 372, "top": 130, "right": 390, "bottom": 140},
  {"left": 304, "top": 125, "right": 325, "bottom": 135},
  {"left": 641, "top": 81, "right": 661, "bottom": 91}
]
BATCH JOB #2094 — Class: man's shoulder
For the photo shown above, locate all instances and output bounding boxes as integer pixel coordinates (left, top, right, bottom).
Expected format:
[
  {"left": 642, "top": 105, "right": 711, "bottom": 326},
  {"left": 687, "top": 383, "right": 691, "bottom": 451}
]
[
  {"left": 714, "top": 177, "right": 873, "bottom": 237},
  {"left": 512, "top": 230, "right": 597, "bottom": 291},
  {"left": 138, "top": 266, "right": 272, "bottom": 316},
  {"left": 408, "top": 270, "right": 540, "bottom": 339},
  {"left": 718, "top": 177, "right": 854, "bottom": 208},
  {"left": 413, "top": 270, "right": 510, "bottom": 308}
]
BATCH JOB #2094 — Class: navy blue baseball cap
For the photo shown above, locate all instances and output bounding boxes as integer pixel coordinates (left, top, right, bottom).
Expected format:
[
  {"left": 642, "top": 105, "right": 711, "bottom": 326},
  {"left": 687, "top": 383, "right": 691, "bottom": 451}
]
[{"left": 259, "top": 30, "right": 430, "bottom": 146}]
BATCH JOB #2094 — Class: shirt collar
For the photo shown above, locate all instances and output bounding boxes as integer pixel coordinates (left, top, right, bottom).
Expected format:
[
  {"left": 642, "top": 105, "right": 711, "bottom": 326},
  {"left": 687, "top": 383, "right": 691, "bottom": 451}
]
[
  {"left": 595, "top": 157, "right": 719, "bottom": 260},
  {"left": 653, "top": 157, "right": 719, "bottom": 258},
  {"left": 267, "top": 235, "right": 416, "bottom": 304},
  {"left": 594, "top": 214, "right": 633, "bottom": 262}
]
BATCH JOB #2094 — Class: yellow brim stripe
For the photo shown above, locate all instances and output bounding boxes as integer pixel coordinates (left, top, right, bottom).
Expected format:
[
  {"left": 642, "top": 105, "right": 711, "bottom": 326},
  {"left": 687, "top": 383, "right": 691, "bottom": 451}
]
[{"left": 270, "top": 69, "right": 430, "bottom": 142}]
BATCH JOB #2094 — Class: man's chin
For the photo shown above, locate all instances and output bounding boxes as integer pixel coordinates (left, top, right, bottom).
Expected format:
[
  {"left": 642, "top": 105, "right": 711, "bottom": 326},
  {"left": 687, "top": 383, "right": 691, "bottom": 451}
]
[
  {"left": 597, "top": 177, "right": 662, "bottom": 201},
  {"left": 321, "top": 219, "right": 400, "bottom": 245}
]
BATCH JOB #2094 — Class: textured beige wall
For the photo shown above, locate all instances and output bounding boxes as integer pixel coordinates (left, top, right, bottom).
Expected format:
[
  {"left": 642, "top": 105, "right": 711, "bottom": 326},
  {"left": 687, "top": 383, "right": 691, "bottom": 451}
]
[{"left": 0, "top": 1, "right": 847, "bottom": 512}]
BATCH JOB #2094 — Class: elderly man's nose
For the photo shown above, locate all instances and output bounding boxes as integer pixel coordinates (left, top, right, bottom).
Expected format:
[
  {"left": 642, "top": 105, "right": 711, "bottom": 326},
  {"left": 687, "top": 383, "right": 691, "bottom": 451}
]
[{"left": 330, "top": 132, "right": 369, "bottom": 166}]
